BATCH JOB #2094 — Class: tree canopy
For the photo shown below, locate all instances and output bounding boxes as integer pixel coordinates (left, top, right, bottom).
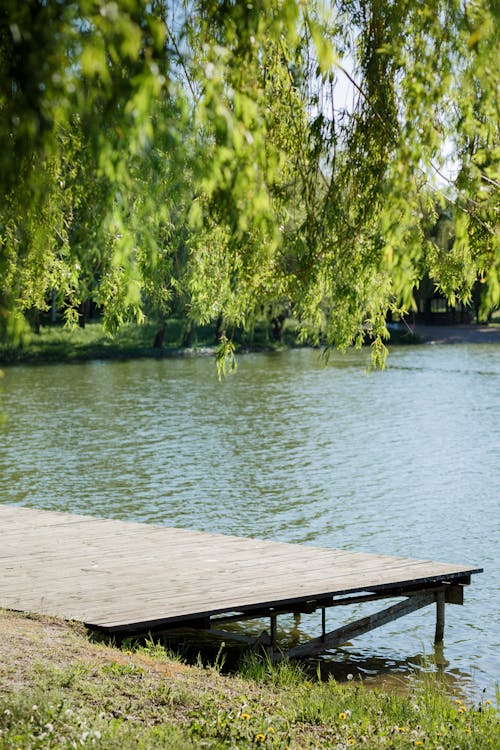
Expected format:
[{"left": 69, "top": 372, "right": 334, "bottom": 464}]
[{"left": 1, "top": 0, "right": 498, "bottom": 366}]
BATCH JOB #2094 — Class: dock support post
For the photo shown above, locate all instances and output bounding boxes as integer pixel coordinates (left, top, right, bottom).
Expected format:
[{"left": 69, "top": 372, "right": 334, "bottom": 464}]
[
  {"left": 270, "top": 613, "right": 277, "bottom": 650},
  {"left": 321, "top": 608, "right": 326, "bottom": 642},
  {"left": 435, "top": 591, "right": 445, "bottom": 643}
]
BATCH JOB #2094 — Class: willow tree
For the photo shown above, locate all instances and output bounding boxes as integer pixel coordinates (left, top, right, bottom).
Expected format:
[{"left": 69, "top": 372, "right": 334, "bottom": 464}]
[{"left": 0, "top": 0, "right": 498, "bottom": 364}]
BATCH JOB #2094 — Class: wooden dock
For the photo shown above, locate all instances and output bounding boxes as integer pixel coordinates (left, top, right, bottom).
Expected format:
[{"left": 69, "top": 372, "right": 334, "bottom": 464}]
[{"left": 0, "top": 505, "right": 482, "bottom": 658}]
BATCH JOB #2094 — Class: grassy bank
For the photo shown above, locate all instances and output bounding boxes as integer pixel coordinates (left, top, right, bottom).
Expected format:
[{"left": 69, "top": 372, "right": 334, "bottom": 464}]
[
  {"left": 0, "top": 317, "right": 421, "bottom": 366},
  {"left": 0, "top": 320, "right": 214, "bottom": 365},
  {"left": 0, "top": 610, "right": 498, "bottom": 749},
  {"left": 0, "top": 317, "right": 307, "bottom": 366}
]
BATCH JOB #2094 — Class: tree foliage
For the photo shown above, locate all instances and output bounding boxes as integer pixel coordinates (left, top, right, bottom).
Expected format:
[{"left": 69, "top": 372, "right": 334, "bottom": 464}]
[{"left": 0, "top": 0, "right": 498, "bottom": 364}]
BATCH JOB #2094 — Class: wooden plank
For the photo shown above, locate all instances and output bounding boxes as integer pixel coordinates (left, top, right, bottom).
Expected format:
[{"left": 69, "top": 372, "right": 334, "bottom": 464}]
[{"left": 0, "top": 505, "right": 482, "bottom": 633}]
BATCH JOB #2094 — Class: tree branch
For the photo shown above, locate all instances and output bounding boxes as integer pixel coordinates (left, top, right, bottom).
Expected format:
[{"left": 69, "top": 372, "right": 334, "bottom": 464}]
[{"left": 164, "top": 21, "right": 199, "bottom": 103}]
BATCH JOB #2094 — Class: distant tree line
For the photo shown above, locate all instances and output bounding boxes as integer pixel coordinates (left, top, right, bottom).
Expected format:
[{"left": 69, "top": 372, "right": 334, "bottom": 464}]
[{"left": 1, "top": 1, "right": 498, "bottom": 368}]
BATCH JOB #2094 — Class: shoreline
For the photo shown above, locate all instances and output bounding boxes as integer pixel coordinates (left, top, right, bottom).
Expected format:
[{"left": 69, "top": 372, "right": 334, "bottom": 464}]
[
  {"left": 409, "top": 324, "right": 500, "bottom": 345},
  {"left": 1, "top": 322, "right": 498, "bottom": 368},
  {"left": 1, "top": 608, "right": 498, "bottom": 749}
]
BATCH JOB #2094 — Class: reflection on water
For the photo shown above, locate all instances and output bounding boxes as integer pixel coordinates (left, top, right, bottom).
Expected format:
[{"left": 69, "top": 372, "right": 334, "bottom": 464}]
[{"left": 1, "top": 344, "right": 499, "bottom": 699}]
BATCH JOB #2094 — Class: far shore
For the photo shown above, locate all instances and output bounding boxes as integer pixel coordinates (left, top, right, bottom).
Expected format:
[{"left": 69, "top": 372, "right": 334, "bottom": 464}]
[
  {"left": 410, "top": 324, "right": 500, "bottom": 345},
  {"left": 0, "top": 320, "right": 499, "bottom": 368}
]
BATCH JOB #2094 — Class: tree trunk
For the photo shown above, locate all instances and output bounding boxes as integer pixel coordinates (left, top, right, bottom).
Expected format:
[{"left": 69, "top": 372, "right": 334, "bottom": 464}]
[
  {"left": 182, "top": 322, "right": 193, "bottom": 347},
  {"left": 78, "top": 301, "right": 88, "bottom": 328},
  {"left": 270, "top": 312, "right": 286, "bottom": 343},
  {"left": 214, "top": 314, "right": 224, "bottom": 343},
  {"left": 153, "top": 325, "right": 165, "bottom": 349}
]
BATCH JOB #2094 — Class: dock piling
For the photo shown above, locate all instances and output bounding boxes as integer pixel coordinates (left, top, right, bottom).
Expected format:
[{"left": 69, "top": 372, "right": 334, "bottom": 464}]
[{"left": 435, "top": 590, "right": 446, "bottom": 643}]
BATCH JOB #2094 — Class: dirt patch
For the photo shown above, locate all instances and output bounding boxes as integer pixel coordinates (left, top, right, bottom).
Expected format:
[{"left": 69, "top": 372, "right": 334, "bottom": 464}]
[
  {"left": 0, "top": 608, "right": 266, "bottom": 716},
  {"left": 0, "top": 609, "right": 187, "bottom": 694}
]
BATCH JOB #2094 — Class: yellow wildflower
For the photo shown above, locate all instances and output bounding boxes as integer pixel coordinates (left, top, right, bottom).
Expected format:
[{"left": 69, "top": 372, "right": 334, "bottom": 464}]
[
  {"left": 396, "top": 726, "right": 408, "bottom": 732},
  {"left": 241, "top": 713, "right": 250, "bottom": 721},
  {"left": 348, "top": 739, "right": 356, "bottom": 746},
  {"left": 458, "top": 706, "right": 466, "bottom": 714},
  {"left": 255, "top": 734, "right": 266, "bottom": 743},
  {"left": 339, "top": 712, "right": 347, "bottom": 720},
  {"left": 414, "top": 742, "right": 424, "bottom": 747}
]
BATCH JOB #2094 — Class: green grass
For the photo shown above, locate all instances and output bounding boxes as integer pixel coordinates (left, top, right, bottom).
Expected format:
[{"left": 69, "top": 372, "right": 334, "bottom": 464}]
[
  {"left": 1, "top": 617, "right": 498, "bottom": 750},
  {"left": 0, "top": 320, "right": 187, "bottom": 364},
  {"left": 1, "top": 660, "right": 498, "bottom": 749},
  {"left": 0, "top": 317, "right": 302, "bottom": 365},
  {"left": 1, "top": 308, "right": 498, "bottom": 367}
]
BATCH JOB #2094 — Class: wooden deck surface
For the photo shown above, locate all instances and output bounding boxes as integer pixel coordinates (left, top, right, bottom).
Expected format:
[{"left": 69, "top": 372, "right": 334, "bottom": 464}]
[{"left": 0, "top": 505, "right": 482, "bottom": 632}]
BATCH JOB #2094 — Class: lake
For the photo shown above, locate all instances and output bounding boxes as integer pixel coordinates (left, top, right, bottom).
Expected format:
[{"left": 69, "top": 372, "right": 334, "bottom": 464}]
[{"left": 1, "top": 343, "right": 499, "bottom": 698}]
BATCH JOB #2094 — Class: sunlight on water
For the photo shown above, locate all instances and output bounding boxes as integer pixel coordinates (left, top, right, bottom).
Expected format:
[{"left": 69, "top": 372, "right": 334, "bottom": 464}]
[{"left": 1, "top": 344, "right": 499, "bottom": 699}]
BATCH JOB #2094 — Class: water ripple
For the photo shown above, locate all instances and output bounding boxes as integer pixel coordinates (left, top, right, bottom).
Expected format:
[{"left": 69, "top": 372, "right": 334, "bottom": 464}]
[{"left": 1, "top": 344, "right": 499, "bottom": 697}]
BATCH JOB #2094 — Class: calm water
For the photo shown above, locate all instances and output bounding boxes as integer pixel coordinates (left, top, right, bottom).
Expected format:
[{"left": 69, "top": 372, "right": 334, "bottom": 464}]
[{"left": 1, "top": 344, "right": 499, "bottom": 698}]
